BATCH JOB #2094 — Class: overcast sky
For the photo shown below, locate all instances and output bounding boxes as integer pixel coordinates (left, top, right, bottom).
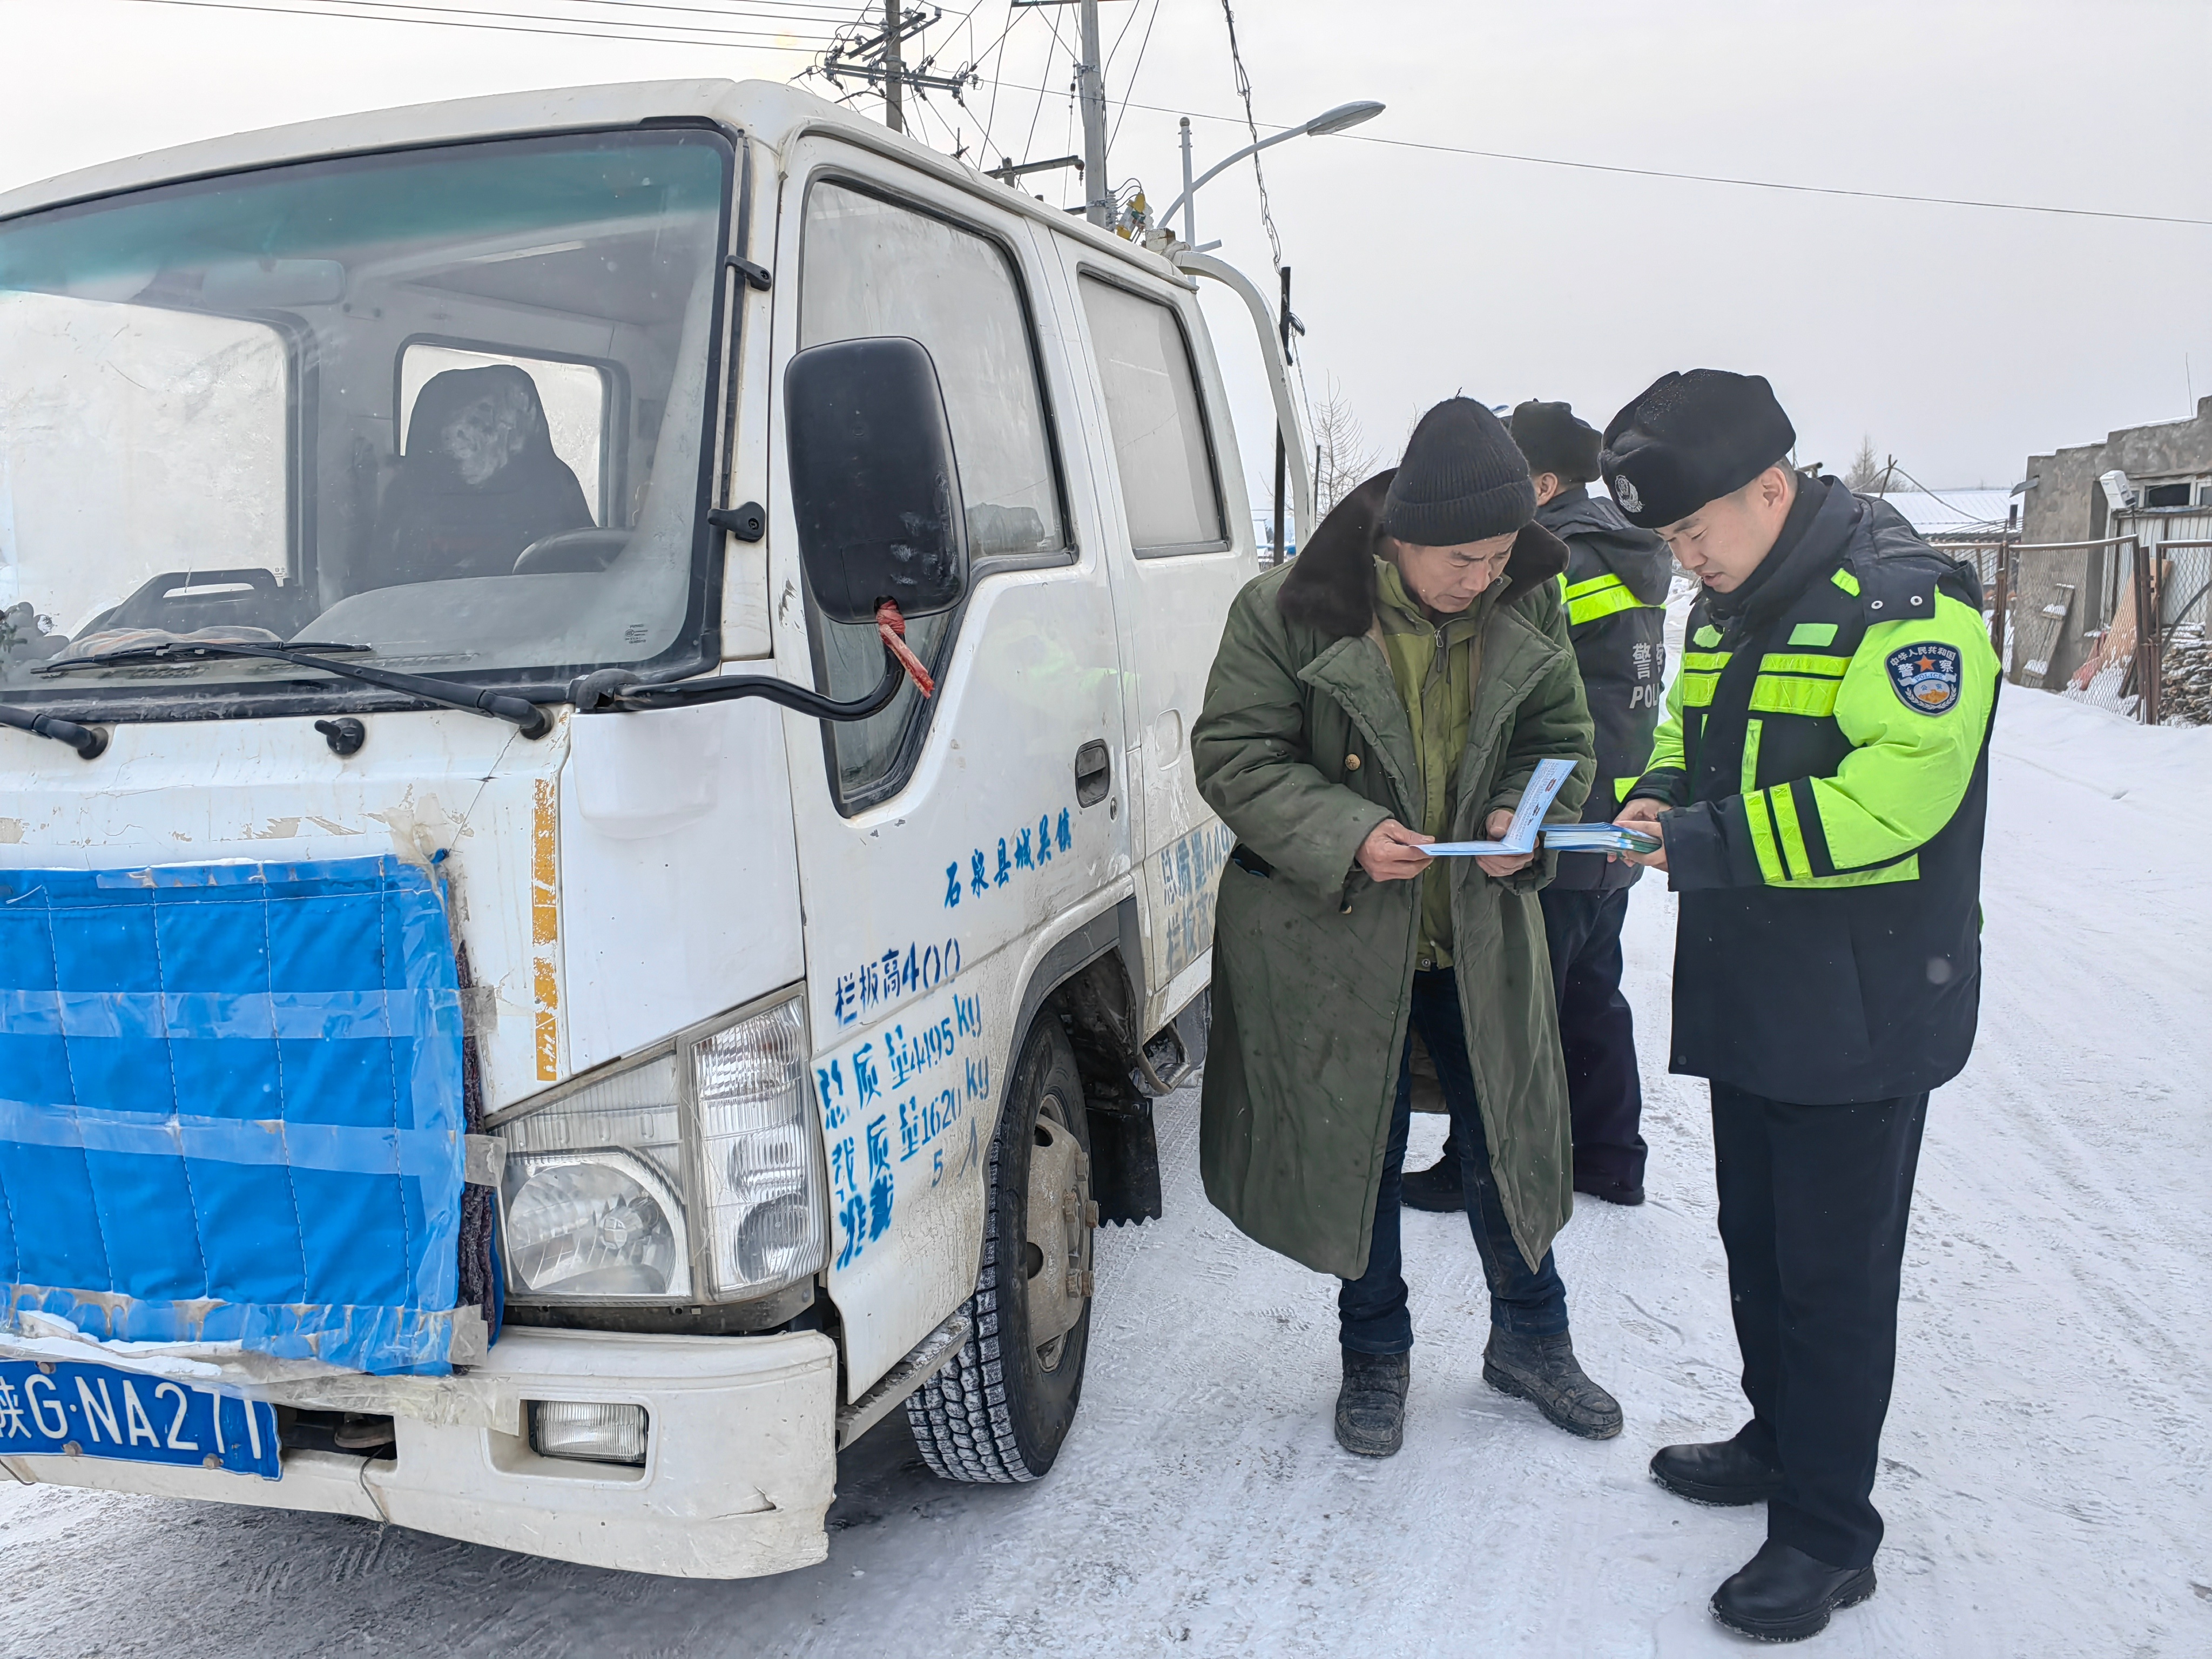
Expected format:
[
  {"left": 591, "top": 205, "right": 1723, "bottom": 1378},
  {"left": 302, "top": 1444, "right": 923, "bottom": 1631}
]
[{"left": 5, "top": 0, "right": 2209, "bottom": 506}]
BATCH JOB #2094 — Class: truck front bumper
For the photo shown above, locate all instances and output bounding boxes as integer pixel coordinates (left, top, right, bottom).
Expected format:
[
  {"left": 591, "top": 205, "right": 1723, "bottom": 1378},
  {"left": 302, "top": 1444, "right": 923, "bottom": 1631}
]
[{"left": 3, "top": 1327, "right": 840, "bottom": 1579}]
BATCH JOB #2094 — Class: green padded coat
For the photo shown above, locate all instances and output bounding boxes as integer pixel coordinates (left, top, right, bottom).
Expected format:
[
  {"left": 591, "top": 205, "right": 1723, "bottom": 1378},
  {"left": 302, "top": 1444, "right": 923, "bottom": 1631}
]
[{"left": 1191, "top": 478, "right": 1596, "bottom": 1277}]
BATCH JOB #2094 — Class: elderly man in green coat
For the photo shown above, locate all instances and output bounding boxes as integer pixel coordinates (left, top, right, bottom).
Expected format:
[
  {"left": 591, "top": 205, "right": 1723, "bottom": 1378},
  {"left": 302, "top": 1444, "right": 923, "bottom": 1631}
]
[{"left": 1192, "top": 397, "right": 1623, "bottom": 1457}]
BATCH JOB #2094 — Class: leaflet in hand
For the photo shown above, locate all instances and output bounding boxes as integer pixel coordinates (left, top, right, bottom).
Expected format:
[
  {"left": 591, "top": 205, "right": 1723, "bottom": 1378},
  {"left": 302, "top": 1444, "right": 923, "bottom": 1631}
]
[
  {"left": 1540, "top": 822, "right": 1661, "bottom": 856},
  {"left": 1419, "top": 758, "right": 1576, "bottom": 856},
  {"left": 1418, "top": 758, "right": 1662, "bottom": 858}
]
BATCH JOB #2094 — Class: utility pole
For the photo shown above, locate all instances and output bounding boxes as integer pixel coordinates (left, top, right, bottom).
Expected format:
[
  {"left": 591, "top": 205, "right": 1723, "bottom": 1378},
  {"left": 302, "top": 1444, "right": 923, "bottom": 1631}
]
[
  {"left": 1272, "top": 265, "right": 1292, "bottom": 562},
  {"left": 883, "top": 0, "right": 903, "bottom": 133},
  {"left": 821, "top": 4, "right": 969, "bottom": 133},
  {"left": 1077, "top": 0, "right": 1110, "bottom": 226}
]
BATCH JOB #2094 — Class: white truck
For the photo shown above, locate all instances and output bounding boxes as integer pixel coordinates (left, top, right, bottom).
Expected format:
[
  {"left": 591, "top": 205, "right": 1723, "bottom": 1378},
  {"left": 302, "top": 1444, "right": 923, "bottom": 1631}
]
[{"left": 0, "top": 77, "right": 1311, "bottom": 1576}]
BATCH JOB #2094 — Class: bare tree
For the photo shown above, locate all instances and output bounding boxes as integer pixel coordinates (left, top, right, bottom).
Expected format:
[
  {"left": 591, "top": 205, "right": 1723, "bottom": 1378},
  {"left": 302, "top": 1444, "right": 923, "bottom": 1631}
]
[
  {"left": 1312, "top": 380, "right": 1383, "bottom": 517},
  {"left": 1845, "top": 435, "right": 1889, "bottom": 493}
]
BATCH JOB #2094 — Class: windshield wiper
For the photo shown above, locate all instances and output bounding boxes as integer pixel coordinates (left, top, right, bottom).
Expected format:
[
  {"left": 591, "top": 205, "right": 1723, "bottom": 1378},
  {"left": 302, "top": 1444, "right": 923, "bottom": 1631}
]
[
  {"left": 42, "top": 640, "right": 551, "bottom": 738},
  {"left": 0, "top": 703, "right": 109, "bottom": 759}
]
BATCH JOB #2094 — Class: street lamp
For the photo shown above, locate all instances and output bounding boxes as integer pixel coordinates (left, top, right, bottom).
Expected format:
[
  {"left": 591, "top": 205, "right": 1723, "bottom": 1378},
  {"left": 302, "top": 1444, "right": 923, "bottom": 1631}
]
[{"left": 1161, "top": 99, "right": 1385, "bottom": 248}]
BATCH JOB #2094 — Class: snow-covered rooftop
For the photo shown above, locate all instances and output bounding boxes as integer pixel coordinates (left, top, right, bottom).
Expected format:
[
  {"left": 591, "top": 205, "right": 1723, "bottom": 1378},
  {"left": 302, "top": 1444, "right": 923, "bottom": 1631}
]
[{"left": 1870, "top": 487, "right": 2016, "bottom": 537}]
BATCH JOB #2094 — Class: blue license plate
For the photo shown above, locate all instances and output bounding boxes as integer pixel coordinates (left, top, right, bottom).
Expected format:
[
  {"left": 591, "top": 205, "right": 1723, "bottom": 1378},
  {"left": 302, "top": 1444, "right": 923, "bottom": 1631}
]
[{"left": 0, "top": 1359, "right": 280, "bottom": 1480}]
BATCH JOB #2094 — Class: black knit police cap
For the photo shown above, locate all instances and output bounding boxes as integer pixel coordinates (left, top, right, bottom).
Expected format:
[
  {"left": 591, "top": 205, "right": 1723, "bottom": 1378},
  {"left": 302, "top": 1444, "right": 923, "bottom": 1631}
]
[
  {"left": 1509, "top": 400, "right": 1603, "bottom": 485},
  {"left": 1380, "top": 397, "right": 1536, "bottom": 547},
  {"left": 1599, "top": 370, "right": 1797, "bottom": 529}
]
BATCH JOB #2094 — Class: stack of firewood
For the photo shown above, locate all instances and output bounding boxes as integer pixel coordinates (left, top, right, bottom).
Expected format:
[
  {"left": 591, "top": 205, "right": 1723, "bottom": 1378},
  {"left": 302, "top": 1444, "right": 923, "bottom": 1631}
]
[{"left": 2161, "top": 626, "right": 2212, "bottom": 725}]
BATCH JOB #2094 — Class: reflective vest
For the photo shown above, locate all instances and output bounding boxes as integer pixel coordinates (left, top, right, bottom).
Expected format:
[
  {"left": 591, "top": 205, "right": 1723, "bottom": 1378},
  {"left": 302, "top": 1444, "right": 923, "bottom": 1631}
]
[
  {"left": 1543, "top": 489, "right": 1671, "bottom": 892},
  {"left": 1632, "top": 480, "right": 2000, "bottom": 1103}
]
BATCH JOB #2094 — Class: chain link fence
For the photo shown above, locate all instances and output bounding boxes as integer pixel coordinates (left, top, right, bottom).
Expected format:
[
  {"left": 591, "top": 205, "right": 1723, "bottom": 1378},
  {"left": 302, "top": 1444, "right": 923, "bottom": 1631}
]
[{"left": 1959, "top": 534, "right": 2211, "bottom": 724}]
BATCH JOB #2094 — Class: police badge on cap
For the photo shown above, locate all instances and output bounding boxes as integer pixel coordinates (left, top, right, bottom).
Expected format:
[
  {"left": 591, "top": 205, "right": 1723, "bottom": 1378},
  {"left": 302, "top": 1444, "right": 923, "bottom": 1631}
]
[{"left": 1599, "top": 370, "right": 1798, "bottom": 530}]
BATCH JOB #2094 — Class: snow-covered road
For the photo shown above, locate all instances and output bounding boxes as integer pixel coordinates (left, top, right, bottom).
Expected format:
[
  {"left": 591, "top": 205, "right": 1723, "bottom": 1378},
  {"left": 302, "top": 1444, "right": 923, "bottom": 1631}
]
[{"left": 4, "top": 689, "right": 2207, "bottom": 1657}]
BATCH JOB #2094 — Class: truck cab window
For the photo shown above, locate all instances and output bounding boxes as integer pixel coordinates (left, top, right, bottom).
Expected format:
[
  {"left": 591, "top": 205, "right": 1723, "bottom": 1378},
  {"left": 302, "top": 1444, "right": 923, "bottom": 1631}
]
[
  {"left": 799, "top": 180, "right": 1067, "bottom": 810},
  {"left": 1, "top": 294, "right": 292, "bottom": 657},
  {"left": 398, "top": 344, "right": 612, "bottom": 525},
  {"left": 367, "top": 362, "right": 596, "bottom": 591},
  {"left": 1078, "top": 276, "right": 1226, "bottom": 556},
  {"left": 0, "top": 128, "right": 731, "bottom": 699}
]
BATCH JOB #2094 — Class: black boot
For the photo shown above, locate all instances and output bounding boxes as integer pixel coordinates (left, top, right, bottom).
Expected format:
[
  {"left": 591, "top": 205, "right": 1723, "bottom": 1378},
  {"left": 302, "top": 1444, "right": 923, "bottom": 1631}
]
[
  {"left": 1334, "top": 1349, "right": 1410, "bottom": 1458},
  {"left": 1710, "top": 1540, "right": 1877, "bottom": 1642},
  {"left": 1572, "top": 1169, "right": 1645, "bottom": 1206},
  {"left": 1400, "top": 1133, "right": 1464, "bottom": 1212},
  {"left": 1650, "top": 1429, "right": 1785, "bottom": 1506},
  {"left": 1481, "top": 1330, "right": 1622, "bottom": 1439}
]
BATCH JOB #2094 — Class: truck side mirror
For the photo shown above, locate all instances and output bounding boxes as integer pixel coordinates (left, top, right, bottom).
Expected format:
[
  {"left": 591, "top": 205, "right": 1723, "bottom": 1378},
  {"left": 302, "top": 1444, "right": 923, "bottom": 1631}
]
[{"left": 784, "top": 335, "right": 969, "bottom": 625}]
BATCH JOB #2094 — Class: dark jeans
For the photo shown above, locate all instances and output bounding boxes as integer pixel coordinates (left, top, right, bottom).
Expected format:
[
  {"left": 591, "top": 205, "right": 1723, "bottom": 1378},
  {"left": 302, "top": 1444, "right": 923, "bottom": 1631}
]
[
  {"left": 1339, "top": 969, "right": 1571, "bottom": 1354},
  {"left": 1712, "top": 1083, "right": 1929, "bottom": 1570},
  {"left": 1539, "top": 886, "right": 1648, "bottom": 1188}
]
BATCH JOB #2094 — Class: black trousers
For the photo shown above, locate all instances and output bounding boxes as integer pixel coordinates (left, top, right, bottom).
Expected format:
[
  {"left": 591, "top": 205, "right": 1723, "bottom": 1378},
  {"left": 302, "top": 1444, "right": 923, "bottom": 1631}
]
[
  {"left": 1711, "top": 1083, "right": 1929, "bottom": 1570},
  {"left": 1539, "top": 887, "right": 1647, "bottom": 1188}
]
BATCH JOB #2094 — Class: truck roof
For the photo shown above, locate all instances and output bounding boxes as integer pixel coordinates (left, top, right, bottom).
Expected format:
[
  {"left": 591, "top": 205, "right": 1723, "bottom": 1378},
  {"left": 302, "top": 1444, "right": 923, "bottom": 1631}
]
[{"left": 0, "top": 76, "right": 1185, "bottom": 284}]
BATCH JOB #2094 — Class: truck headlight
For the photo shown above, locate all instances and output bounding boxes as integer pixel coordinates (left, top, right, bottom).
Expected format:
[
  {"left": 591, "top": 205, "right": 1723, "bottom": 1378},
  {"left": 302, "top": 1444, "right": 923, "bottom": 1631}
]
[
  {"left": 692, "top": 996, "right": 825, "bottom": 1298},
  {"left": 498, "top": 1054, "right": 693, "bottom": 1300},
  {"left": 492, "top": 989, "right": 822, "bottom": 1305}
]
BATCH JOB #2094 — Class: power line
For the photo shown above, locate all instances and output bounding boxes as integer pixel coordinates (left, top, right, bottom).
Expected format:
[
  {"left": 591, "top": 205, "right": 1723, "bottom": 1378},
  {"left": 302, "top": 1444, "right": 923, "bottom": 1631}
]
[
  {"left": 118, "top": 0, "right": 849, "bottom": 50},
  {"left": 1217, "top": 0, "right": 1279, "bottom": 269},
  {"left": 1880, "top": 461, "right": 2003, "bottom": 524},
  {"left": 109, "top": 0, "right": 2212, "bottom": 230},
  {"left": 1100, "top": 0, "right": 1143, "bottom": 78},
  {"left": 1336, "top": 131, "right": 2212, "bottom": 231},
  {"left": 1106, "top": 0, "right": 1159, "bottom": 154},
  {"left": 961, "top": 75, "right": 2212, "bottom": 231}
]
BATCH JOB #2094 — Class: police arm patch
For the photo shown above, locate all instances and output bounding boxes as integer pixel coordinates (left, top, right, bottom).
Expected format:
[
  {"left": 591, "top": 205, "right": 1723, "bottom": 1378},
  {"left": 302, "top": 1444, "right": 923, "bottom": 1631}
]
[{"left": 1885, "top": 642, "right": 1962, "bottom": 714}]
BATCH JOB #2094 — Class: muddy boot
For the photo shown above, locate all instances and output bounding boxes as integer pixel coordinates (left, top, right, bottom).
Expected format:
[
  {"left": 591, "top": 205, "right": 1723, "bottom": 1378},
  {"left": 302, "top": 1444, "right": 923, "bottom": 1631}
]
[
  {"left": 1482, "top": 1329, "right": 1622, "bottom": 1440},
  {"left": 1333, "top": 1349, "right": 1410, "bottom": 1458},
  {"left": 1399, "top": 1134, "right": 1465, "bottom": 1212}
]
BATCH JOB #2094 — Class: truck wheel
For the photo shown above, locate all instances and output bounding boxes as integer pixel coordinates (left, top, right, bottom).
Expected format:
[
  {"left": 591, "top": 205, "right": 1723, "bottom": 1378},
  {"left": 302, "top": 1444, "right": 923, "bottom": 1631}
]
[{"left": 906, "top": 1011, "right": 1095, "bottom": 1482}]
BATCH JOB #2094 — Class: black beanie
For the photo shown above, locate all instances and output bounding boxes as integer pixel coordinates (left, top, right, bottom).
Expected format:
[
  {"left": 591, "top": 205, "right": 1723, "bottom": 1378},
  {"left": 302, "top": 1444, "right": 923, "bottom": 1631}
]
[
  {"left": 1380, "top": 398, "right": 1536, "bottom": 547},
  {"left": 1599, "top": 370, "right": 1797, "bottom": 529},
  {"left": 1509, "top": 400, "right": 1602, "bottom": 485}
]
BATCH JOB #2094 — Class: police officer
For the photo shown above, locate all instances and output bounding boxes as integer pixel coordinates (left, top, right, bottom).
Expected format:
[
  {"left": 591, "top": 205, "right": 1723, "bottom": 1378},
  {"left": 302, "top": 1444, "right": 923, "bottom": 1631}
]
[
  {"left": 1603, "top": 371, "right": 1999, "bottom": 1643},
  {"left": 1402, "top": 401, "right": 1670, "bottom": 1212}
]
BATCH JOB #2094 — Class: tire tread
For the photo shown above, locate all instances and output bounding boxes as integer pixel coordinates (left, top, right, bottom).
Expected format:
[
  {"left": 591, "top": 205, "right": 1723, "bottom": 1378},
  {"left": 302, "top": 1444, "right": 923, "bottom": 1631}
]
[{"left": 905, "top": 1115, "right": 1039, "bottom": 1482}]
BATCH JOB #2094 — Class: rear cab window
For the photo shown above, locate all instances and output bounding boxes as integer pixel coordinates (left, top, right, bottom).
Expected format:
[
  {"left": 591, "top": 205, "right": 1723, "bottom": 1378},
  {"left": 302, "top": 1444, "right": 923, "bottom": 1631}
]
[
  {"left": 1077, "top": 275, "right": 1227, "bottom": 557},
  {"left": 398, "top": 342, "right": 616, "bottom": 527}
]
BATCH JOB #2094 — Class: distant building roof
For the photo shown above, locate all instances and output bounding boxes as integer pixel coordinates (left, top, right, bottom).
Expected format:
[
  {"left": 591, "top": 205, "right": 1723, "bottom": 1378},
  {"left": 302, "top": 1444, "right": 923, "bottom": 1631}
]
[{"left": 1869, "top": 488, "right": 2015, "bottom": 537}]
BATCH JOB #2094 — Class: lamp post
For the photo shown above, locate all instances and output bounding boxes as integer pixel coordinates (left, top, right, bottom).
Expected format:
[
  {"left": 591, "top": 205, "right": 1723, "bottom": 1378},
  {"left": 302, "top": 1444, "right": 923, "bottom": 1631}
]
[
  {"left": 1161, "top": 99, "right": 1384, "bottom": 248},
  {"left": 1163, "top": 99, "right": 1382, "bottom": 563}
]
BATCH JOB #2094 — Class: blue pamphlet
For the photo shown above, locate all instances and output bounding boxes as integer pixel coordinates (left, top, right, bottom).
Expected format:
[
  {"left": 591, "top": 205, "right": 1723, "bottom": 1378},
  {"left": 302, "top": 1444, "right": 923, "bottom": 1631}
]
[{"left": 1419, "top": 759, "right": 1661, "bottom": 858}]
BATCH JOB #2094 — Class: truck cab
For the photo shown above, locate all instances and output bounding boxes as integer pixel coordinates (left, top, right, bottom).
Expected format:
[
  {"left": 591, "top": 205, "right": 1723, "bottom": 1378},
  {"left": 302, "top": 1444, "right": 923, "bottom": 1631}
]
[{"left": 0, "top": 77, "right": 1304, "bottom": 1576}]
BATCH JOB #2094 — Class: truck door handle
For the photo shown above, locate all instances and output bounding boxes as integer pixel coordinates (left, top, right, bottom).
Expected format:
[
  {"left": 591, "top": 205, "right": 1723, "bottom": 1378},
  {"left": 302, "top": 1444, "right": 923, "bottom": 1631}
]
[{"left": 1074, "top": 740, "right": 1112, "bottom": 807}]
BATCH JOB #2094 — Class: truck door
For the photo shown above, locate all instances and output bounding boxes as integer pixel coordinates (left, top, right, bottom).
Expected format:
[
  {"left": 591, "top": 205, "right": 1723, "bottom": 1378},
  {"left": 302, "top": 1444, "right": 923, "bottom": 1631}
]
[
  {"left": 770, "top": 153, "right": 1130, "bottom": 1393},
  {"left": 1057, "top": 260, "right": 1255, "bottom": 1032}
]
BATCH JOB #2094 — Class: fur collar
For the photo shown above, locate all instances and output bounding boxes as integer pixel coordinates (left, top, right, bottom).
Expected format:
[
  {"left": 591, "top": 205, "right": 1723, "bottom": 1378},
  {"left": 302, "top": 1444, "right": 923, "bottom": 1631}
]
[{"left": 1278, "top": 467, "right": 1570, "bottom": 639}]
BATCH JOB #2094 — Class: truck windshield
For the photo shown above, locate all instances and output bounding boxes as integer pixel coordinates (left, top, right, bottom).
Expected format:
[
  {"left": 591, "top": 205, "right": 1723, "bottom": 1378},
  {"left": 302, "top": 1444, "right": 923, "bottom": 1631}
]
[{"left": 0, "top": 128, "right": 732, "bottom": 703}]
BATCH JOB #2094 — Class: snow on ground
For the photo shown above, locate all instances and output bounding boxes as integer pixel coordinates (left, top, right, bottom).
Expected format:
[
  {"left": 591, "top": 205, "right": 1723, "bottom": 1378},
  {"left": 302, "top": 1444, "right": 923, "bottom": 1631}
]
[{"left": 3, "top": 689, "right": 2208, "bottom": 1658}]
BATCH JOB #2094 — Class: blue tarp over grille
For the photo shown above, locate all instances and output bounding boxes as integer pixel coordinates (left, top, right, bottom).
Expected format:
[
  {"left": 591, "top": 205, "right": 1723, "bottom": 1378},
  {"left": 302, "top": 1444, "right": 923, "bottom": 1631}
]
[{"left": 0, "top": 857, "right": 470, "bottom": 1375}]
